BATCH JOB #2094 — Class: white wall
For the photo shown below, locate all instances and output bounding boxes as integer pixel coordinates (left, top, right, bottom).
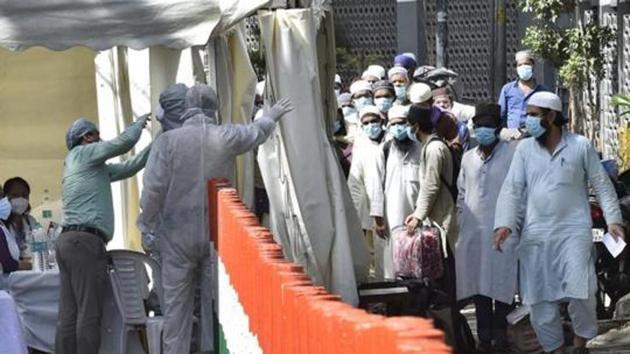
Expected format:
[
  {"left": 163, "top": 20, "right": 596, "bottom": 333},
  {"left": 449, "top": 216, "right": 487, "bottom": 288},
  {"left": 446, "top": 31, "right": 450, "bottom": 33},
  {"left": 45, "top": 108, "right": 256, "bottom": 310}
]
[{"left": 0, "top": 47, "right": 98, "bottom": 212}]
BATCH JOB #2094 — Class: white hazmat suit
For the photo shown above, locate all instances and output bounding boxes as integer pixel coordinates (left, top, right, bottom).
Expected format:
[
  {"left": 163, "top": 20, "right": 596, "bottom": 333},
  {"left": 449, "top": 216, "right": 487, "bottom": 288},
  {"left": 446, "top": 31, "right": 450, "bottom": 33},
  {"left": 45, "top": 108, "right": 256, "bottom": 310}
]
[{"left": 138, "top": 84, "right": 291, "bottom": 354}]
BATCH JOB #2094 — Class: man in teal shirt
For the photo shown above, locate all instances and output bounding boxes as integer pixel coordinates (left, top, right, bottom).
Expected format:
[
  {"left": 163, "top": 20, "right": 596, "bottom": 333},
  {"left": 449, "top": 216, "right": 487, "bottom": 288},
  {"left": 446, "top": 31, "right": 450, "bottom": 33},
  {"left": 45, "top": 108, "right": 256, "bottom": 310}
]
[{"left": 55, "top": 114, "right": 150, "bottom": 354}]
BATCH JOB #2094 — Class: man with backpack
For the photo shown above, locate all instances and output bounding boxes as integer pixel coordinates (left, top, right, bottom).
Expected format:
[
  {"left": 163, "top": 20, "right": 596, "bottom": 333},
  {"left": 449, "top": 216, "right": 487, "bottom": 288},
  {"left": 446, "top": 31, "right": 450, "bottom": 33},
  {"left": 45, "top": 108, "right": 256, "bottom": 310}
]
[
  {"left": 404, "top": 105, "right": 458, "bottom": 253},
  {"left": 369, "top": 105, "right": 421, "bottom": 279},
  {"left": 405, "top": 104, "right": 472, "bottom": 353}
]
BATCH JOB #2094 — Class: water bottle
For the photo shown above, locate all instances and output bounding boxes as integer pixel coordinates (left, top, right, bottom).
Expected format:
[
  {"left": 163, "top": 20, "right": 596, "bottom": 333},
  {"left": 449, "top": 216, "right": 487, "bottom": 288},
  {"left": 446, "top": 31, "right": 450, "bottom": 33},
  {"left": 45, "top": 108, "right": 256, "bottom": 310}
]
[
  {"left": 40, "top": 189, "right": 53, "bottom": 231},
  {"left": 31, "top": 227, "right": 47, "bottom": 272},
  {"left": 46, "top": 223, "right": 61, "bottom": 270}
]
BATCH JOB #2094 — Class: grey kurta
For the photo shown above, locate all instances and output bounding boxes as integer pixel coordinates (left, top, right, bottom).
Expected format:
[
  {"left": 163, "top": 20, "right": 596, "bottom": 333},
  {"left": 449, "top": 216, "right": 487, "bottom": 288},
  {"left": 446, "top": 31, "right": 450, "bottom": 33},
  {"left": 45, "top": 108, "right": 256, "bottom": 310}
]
[
  {"left": 494, "top": 133, "right": 622, "bottom": 305},
  {"left": 456, "top": 141, "right": 518, "bottom": 303},
  {"left": 413, "top": 135, "right": 458, "bottom": 251}
]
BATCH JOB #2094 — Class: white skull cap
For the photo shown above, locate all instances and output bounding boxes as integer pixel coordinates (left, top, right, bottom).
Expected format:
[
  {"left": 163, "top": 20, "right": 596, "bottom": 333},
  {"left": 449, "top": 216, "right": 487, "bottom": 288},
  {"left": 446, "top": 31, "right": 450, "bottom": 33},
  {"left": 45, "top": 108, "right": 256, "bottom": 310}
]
[
  {"left": 408, "top": 83, "right": 432, "bottom": 104},
  {"left": 388, "top": 105, "right": 410, "bottom": 120},
  {"left": 359, "top": 105, "right": 382, "bottom": 121},
  {"left": 364, "top": 65, "right": 386, "bottom": 80},
  {"left": 350, "top": 80, "right": 373, "bottom": 96},
  {"left": 388, "top": 66, "right": 408, "bottom": 80},
  {"left": 528, "top": 91, "right": 562, "bottom": 112}
]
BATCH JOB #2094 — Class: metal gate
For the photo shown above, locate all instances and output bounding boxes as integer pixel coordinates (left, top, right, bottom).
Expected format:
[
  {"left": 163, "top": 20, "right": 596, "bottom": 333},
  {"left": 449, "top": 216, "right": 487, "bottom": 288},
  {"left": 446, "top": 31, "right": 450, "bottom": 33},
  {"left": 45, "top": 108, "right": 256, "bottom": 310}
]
[
  {"left": 600, "top": 5, "right": 619, "bottom": 160},
  {"left": 333, "top": 0, "right": 398, "bottom": 82}
]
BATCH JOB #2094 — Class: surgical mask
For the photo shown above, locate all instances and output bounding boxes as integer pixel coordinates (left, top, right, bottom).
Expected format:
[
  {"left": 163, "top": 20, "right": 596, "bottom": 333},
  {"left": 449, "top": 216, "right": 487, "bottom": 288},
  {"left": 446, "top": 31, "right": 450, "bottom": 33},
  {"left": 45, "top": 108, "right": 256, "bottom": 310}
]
[
  {"left": 406, "top": 126, "right": 420, "bottom": 143},
  {"left": 0, "top": 197, "right": 11, "bottom": 221},
  {"left": 517, "top": 65, "right": 533, "bottom": 81},
  {"left": 526, "top": 115, "right": 547, "bottom": 138},
  {"left": 353, "top": 97, "right": 373, "bottom": 111},
  {"left": 335, "top": 89, "right": 341, "bottom": 97},
  {"left": 363, "top": 122, "right": 383, "bottom": 140},
  {"left": 474, "top": 127, "right": 497, "bottom": 146},
  {"left": 342, "top": 107, "right": 358, "bottom": 123},
  {"left": 374, "top": 97, "right": 394, "bottom": 113},
  {"left": 394, "top": 86, "right": 408, "bottom": 101},
  {"left": 10, "top": 197, "right": 29, "bottom": 215},
  {"left": 390, "top": 124, "right": 409, "bottom": 141},
  {"left": 342, "top": 106, "right": 356, "bottom": 117}
]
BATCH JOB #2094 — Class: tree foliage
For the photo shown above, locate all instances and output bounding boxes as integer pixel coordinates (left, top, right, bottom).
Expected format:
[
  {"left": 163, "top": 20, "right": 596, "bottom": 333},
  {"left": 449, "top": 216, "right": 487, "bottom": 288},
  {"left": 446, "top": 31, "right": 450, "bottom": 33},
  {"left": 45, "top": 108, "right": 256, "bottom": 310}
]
[
  {"left": 335, "top": 47, "right": 380, "bottom": 79},
  {"left": 519, "top": 0, "right": 614, "bottom": 89}
]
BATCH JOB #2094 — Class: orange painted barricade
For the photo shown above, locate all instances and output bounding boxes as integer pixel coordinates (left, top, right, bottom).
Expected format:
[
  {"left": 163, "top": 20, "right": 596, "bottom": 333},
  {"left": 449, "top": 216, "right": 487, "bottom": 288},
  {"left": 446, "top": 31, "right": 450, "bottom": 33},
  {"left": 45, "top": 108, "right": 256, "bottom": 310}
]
[{"left": 208, "top": 180, "right": 452, "bottom": 353}]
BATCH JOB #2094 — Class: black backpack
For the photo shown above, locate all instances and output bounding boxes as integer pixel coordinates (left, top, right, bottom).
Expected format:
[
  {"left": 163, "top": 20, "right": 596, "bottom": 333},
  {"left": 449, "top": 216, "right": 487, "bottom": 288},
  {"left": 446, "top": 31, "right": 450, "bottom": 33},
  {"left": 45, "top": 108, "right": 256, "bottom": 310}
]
[{"left": 422, "top": 137, "right": 461, "bottom": 202}]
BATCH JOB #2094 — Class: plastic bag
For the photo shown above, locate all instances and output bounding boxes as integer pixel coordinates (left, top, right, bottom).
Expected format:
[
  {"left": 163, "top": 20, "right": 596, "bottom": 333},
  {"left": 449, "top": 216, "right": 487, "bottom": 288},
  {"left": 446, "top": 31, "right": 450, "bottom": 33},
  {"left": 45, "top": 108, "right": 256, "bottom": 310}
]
[{"left": 392, "top": 225, "right": 444, "bottom": 280}]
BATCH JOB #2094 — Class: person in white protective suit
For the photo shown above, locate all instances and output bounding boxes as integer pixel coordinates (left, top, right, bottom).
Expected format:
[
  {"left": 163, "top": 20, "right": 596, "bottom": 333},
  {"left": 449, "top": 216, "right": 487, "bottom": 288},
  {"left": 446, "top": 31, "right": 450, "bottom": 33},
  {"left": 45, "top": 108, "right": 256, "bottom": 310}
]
[
  {"left": 369, "top": 104, "right": 421, "bottom": 279},
  {"left": 455, "top": 103, "right": 517, "bottom": 354},
  {"left": 137, "top": 84, "right": 293, "bottom": 354},
  {"left": 494, "top": 92, "right": 624, "bottom": 354},
  {"left": 348, "top": 105, "right": 386, "bottom": 276},
  {"left": 154, "top": 83, "right": 189, "bottom": 132}
]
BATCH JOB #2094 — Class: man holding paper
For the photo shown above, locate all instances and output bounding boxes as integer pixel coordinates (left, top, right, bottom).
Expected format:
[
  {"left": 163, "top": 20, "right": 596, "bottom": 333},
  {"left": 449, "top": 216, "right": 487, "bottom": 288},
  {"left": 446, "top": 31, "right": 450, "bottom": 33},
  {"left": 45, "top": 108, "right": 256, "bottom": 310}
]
[{"left": 493, "top": 92, "right": 624, "bottom": 354}]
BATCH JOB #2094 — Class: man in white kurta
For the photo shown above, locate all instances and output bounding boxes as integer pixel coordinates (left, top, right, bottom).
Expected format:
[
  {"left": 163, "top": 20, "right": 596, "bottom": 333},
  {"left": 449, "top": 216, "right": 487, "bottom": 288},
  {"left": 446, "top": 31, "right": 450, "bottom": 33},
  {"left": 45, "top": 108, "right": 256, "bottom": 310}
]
[
  {"left": 456, "top": 103, "right": 517, "bottom": 352},
  {"left": 348, "top": 105, "right": 386, "bottom": 274},
  {"left": 369, "top": 105, "right": 421, "bottom": 279},
  {"left": 494, "top": 92, "right": 624, "bottom": 354}
]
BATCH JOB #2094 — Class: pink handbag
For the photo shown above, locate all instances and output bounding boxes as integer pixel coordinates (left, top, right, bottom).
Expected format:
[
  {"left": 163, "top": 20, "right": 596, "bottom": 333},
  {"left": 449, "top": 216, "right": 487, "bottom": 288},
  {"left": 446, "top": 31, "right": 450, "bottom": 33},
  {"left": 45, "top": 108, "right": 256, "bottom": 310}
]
[{"left": 392, "top": 225, "right": 444, "bottom": 280}]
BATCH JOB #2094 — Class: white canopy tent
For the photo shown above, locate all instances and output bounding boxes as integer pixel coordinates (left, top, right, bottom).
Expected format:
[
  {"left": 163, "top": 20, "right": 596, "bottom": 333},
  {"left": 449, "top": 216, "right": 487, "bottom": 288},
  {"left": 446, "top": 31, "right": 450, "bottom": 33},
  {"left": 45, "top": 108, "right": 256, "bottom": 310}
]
[
  {"left": 0, "top": 0, "right": 269, "bottom": 250},
  {"left": 0, "top": 0, "right": 267, "bottom": 51}
]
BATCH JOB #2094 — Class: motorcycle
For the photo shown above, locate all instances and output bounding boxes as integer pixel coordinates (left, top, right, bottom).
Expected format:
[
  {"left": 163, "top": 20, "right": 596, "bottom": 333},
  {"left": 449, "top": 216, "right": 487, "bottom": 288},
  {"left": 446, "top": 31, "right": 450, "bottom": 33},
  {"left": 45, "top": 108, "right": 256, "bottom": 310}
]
[{"left": 591, "top": 161, "right": 630, "bottom": 319}]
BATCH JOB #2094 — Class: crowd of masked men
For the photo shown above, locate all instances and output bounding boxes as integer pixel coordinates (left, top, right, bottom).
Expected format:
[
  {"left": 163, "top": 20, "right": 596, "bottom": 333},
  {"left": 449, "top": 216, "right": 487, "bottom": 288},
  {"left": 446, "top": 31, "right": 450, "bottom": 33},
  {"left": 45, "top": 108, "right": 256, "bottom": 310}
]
[{"left": 329, "top": 50, "right": 625, "bottom": 354}]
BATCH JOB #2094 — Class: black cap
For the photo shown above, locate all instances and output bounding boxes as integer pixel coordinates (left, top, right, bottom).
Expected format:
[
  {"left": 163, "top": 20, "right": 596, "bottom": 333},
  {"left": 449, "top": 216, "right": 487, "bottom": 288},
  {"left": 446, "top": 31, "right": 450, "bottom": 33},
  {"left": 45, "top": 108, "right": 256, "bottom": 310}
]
[
  {"left": 408, "top": 104, "right": 435, "bottom": 133},
  {"left": 472, "top": 102, "right": 501, "bottom": 122}
]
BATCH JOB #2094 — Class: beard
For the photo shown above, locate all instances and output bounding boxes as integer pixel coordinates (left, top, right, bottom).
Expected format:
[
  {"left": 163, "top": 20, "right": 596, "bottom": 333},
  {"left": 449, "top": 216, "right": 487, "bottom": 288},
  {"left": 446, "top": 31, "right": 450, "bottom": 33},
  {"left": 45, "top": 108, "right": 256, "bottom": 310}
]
[
  {"left": 395, "top": 136, "right": 413, "bottom": 150},
  {"left": 534, "top": 118, "right": 552, "bottom": 146},
  {"left": 535, "top": 130, "right": 549, "bottom": 146}
]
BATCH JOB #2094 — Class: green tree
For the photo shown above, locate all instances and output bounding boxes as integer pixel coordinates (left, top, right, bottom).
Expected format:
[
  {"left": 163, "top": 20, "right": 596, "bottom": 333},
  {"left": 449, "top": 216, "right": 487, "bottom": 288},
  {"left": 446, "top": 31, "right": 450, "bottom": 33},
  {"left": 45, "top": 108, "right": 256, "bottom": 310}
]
[
  {"left": 335, "top": 47, "right": 380, "bottom": 82},
  {"left": 520, "top": 0, "right": 614, "bottom": 143}
]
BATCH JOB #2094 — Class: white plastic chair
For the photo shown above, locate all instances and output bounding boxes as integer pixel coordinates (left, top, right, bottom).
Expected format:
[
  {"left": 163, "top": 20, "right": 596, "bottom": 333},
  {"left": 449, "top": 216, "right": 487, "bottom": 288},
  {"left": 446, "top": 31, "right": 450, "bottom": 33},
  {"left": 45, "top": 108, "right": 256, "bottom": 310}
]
[{"left": 108, "top": 250, "right": 164, "bottom": 354}]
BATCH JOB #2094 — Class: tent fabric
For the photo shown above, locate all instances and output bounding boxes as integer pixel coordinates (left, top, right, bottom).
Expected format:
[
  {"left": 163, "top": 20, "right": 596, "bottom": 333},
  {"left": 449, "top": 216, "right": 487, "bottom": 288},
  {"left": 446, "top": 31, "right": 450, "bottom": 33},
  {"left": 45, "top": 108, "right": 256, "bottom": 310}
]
[
  {"left": 215, "top": 23, "right": 258, "bottom": 208},
  {"left": 0, "top": 0, "right": 270, "bottom": 51},
  {"left": 257, "top": 9, "right": 369, "bottom": 305},
  {"left": 94, "top": 47, "right": 144, "bottom": 251}
]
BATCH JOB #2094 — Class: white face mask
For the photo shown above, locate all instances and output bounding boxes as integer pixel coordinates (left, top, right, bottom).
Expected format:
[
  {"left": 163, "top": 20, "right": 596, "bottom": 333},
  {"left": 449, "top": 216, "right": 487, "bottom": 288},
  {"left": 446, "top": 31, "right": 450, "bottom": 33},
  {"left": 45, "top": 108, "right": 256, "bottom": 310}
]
[
  {"left": 11, "top": 197, "right": 29, "bottom": 215},
  {"left": 0, "top": 197, "right": 11, "bottom": 221}
]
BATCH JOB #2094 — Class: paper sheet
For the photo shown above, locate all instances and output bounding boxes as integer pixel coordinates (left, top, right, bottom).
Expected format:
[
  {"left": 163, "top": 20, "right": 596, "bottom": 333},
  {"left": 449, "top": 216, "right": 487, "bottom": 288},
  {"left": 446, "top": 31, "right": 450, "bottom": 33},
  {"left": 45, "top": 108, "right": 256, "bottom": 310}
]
[{"left": 603, "top": 233, "right": 627, "bottom": 258}]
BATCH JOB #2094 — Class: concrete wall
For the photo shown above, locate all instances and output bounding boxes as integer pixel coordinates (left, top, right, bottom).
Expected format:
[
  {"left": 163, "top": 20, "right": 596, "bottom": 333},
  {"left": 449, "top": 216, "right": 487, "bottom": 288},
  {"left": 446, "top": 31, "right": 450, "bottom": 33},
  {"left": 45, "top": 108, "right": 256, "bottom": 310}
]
[{"left": 0, "top": 47, "right": 98, "bottom": 210}]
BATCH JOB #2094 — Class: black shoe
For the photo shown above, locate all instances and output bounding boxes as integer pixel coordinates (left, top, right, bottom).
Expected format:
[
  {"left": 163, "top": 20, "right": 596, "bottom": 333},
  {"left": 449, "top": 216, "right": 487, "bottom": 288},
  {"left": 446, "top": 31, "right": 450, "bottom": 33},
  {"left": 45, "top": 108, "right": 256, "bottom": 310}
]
[
  {"left": 476, "top": 341, "right": 492, "bottom": 354},
  {"left": 571, "top": 348, "right": 589, "bottom": 354},
  {"left": 492, "top": 340, "right": 509, "bottom": 354}
]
